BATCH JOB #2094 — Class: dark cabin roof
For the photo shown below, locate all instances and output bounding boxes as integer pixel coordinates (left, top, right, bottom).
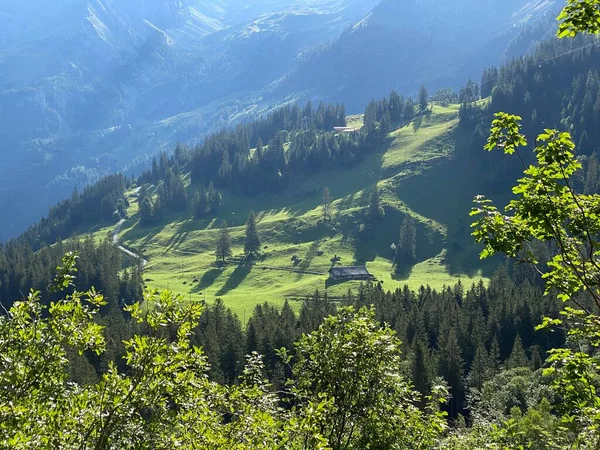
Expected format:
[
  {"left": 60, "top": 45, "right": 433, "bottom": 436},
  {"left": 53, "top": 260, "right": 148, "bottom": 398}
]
[{"left": 329, "top": 266, "right": 371, "bottom": 277}]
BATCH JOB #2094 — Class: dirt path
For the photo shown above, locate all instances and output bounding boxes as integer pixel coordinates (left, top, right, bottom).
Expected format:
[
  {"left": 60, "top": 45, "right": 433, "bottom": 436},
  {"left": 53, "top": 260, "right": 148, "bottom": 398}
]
[{"left": 111, "top": 218, "right": 148, "bottom": 268}]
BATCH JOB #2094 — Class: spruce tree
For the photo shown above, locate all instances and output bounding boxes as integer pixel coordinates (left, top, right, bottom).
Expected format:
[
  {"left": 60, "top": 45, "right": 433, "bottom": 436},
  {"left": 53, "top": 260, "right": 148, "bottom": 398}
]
[
  {"left": 153, "top": 195, "right": 164, "bottom": 221},
  {"left": 244, "top": 211, "right": 261, "bottom": 257},
  {"left": 396, "top": 216, "right": 417, "bottom": 266},
  {"left": 169, "top": 174, "right": 188, "bottom": 211},
  {"left": 489, "top": 337, "right": 502, "bottom": 372},
  {"left": 467, "top": 342, "right": 491, "bottom": 391},
  {"left": 438, "top": 327, "right": 465, "bottom": 418},
  {"left": 368, "top": 185, "right": 383, "bottom": 222},
  {"left": 195, "top": 186, "right": 207, "bottom": 217},
  {"left": 140, "top": 197, "right": 154, "bottom": 225},
  {"left": 256, "top": 137, "right": 264, "bottom": 160},
  {"left": 137, "top": 184, "right": 149, "bottom": 206},
  {"left": 215, "top": 221, "right": 232, "bottom": 263},
  {"left": 419, "top": 84, "right": 429, "bottom": 112},
  {"left": 380, "top": 110, "right": 392, "bottom": 138},
  {"left": 506, "top": 334, "right": 530, "bottom": 369},
  {"left": 411, "top": 336, "right": 432, "bottom": 397},
  {"left": 151, "top": 158, "right": 160, "bottom": 184},
  {"left": 322, "top": 186, "right": 332, "bottom": 222}
]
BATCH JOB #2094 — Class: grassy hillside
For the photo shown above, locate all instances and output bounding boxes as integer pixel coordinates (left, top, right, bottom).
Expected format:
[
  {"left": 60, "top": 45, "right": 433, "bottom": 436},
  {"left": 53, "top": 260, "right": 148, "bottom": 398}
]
[{"left": 87, "top": 104, "right": 488, "bottom": 319}]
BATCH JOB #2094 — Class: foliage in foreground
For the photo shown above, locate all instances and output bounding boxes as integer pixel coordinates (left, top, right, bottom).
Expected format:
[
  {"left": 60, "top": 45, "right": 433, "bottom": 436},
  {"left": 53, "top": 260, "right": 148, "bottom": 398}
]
[
  {"left": 467, "top": 113, "right": 600, "bottom": 448},
  {"left": 0, "top": 253, "right": 445, "bottom": 449}
]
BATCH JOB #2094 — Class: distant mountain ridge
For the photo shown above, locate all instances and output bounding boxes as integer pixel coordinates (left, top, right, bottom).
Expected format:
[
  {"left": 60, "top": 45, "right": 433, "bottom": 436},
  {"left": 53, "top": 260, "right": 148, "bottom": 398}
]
[{"left": 0, "top": 0, "right": 558, "bottom": 239}]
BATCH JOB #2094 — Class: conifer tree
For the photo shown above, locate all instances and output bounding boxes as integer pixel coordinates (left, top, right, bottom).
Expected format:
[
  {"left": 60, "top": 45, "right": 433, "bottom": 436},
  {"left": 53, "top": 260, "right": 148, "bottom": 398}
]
[
  {"left": 244, "top": 211, "right": 261, "bottom": 257},
  {"left": 153, "top": 195, "right": 164, "bottom": 221},
  {"left": 169, "top": 173, "right": 188, "bottom": 211},
  {"left": 368, "top": 185, "right": 384, "bottom": 222},
  {"left": 137, "top": 184, "right": 149, "bottom": 206},
  {"left": 322, "top": 186, "right": 332, "bottom": 222},
  {"left": 396, "top": 216, "right": 417, "bottom": 266},
  {"left": 584, "top": 152, "right": 599, "bottom": 194},
  {"left": 195, "top": 186, "right": 207, "bottom": 217},
  {"left": 439, "top": 327, "right": 465, "bottom": 418},
  {"left": 506, "top": 334, "right": 530, "bottom": 369},
  {"left": 140, "top": 197, "right": 154, "bottom": 225},
  {"left": 411, "top": 336, "right": 432, "bottom": 397},
  {"left": 245, "top": 320, "right": 259, "bottom": 354},
  {"left": 380, "top": 110, "right": 392, "bottom": 138},
  {"left": 530, "top": 345, "right": 543, "bottom": 371},
  {"left": 220, "top": 310, "right": 244, "bottom": 384},
  {"left": 467, "top": 342, "right": 491, "bottom": 391},
  {"left": 215, "top": 220, "right": 232, "bottom": 263},
  {"left": 256, "top": 137, "right": 264, "bottom": 160},
  {"left": 364, "top": 100, "right": 377, "bottom": 132},
  {"left": 489, "top": 337, "right": 502, "bottom": 372},
  {"left": 419, "top": 84, "right": 429, "bottom": 112},
  {"left": 207, "top": 182, "right": 221, "bottom": 213},
  {"left": 151, "top": 158, "right": 160, "bottom": 184}
]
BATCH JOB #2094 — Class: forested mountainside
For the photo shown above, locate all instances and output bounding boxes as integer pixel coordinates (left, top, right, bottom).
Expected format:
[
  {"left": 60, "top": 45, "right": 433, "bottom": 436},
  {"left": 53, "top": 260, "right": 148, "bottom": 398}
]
[
  {"left": 2, "top": 27, "right": 600, "bottom": 428},
  {"left": 0, "top": 0, "right": 556, "bottom": 240},
  {"left": 10, "top": 31, "right": 600, "bottom": 286}
]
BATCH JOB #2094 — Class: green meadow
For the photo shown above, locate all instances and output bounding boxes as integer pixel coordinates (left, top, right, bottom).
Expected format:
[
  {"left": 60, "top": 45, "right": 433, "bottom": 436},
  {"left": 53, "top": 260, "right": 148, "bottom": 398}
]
[{"left": 88, "top": 104, "right": 488, "bottom": 319}]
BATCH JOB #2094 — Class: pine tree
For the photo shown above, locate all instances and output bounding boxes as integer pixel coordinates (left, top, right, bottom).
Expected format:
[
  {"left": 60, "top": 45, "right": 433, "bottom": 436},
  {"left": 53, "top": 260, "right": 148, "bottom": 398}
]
[
  {"left": 489, "top": 337, "right": 502, "bottom": 372},
  {"left": 396, "top": 216, "right": 417, "bottom": 266},
  {"left": 151, "top": 158, "right": 160, "bottom": 184},
  {"left": 364, "top": 100, "right": 377, "bottom": 132},
  {"left": 244, "top": 211, "right": 261, "bottom": 257},
  {"left": 584, "top": 152, "right": 599, "bottom": 194},
  {"left": 419, "top": 84, "right": 429, "bottom": 112},
  {"left": 322, "top": 186, "right": 332, "bottom": 222},
  {"left": 506, "top": 334, "right": 530, "bottom": 369},
  {"left": 215, "top": 220, "right": 232, "bottom": 263},
  {"left": 530, "top": 345, "right": 543, "bottom": 371},
  {"left": 411, "top": 336, "right": 432, "bottom": 397},
  {"left": 169, "top": 174, "right": 188, "bottom": 211},
  {"left": 195, "top": 186, "right": 207, "bottom": 217},
  {"left": 153, "top": 195, "right": 164, "bottom": 221},
  {"left": 140, "top": 197, "right": 154, "bottom": 225},
  {"left": 256, "top": 137, "right": 264, "bottom": 160},
  {"left": 137, "top": 184, "right": 149, "bottom": 206},
  {"left": 439, "top": 327, "right": 465, "bottom": 418},
  {"left": 246, "top": 320, "right": 259, "bottom": 354},
  {"left": 368, "top": 185, "right": 383, "bottom": 222},
  {"left": 467, "top": 342, "right": 491, "bottom": 391},
  {"left": 207, "top": 182, "right": 221, "bottom": 213},
  {"left": 380, "top": 110, "right": 392, "bottom": 138}
]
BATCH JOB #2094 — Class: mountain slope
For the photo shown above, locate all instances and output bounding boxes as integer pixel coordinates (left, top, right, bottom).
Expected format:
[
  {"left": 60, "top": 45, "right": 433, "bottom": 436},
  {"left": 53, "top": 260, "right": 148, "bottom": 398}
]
[
  {"left": 79, "top": 105, "right": 488, "bottom": 318},
  {"left": 268, "top": 0, "right": 561, "bottom": 111},
  {"left": 0, "top": 0, "right": 557, "bottom": 240}
]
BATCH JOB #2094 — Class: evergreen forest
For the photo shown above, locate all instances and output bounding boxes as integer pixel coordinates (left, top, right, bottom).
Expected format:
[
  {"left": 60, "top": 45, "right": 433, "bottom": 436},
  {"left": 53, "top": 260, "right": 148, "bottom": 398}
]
[{"left": 2, "top": 1, "right": 600, "bottom": 448}]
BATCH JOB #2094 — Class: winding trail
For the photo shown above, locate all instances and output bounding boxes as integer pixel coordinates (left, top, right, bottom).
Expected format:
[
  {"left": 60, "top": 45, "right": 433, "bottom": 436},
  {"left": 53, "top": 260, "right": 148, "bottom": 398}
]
[{"left": 111, "top": 218, "right": 148, "bottom": 268}]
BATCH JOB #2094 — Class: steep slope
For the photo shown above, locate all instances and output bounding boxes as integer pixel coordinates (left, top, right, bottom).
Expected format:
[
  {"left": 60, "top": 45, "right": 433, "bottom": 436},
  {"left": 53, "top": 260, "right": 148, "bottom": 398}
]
[
  {"left": 80, "top": 105, "right": 488, "bottom": 318},
  {"left": 0, "top": 0, "right": 378, "bottom": 240}
]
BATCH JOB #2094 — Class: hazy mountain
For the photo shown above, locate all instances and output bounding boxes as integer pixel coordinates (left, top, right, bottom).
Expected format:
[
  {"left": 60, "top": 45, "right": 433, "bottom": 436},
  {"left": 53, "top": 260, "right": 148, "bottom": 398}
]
[
  {"left": 268, "top": 0, "right": 560, "bottom": 110},
  {"left": 0, "top": 0, "right": 557, "bottom": 239}
]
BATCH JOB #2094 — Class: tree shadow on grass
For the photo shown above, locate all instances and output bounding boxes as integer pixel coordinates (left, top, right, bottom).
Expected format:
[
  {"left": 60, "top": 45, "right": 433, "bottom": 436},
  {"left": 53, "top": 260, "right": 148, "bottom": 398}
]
[
  {"left": 412, "top": 115, "right": 424, "bottom": 134},
  {"left": 164, "top": 231, "right": 190, "bottom": 255},
  {"left": 391, "top": 263, "right": 413, "bottom": 281},
  {"left": 216, "top": 263, "right": 252, "bottom": 296},
  {"left": 193, "top": 268, "right": 223, "bottom": 293},
  {"left": 121, "top": 219, "right": 163, "bottom": 249}
]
